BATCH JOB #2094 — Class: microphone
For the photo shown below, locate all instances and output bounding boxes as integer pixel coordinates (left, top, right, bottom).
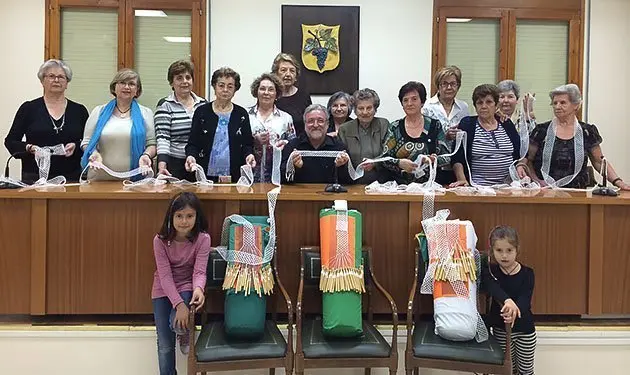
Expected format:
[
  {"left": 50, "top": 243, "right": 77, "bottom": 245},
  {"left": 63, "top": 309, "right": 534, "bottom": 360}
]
[
  {"left": 0, "top": 150, "right": 28, "bottom": 189},
  {"left": 325, "top": 156, "right": 347, "bottom": 193},
  {"left": 592, "top": 156, "right": 618, "bottom": 196}
]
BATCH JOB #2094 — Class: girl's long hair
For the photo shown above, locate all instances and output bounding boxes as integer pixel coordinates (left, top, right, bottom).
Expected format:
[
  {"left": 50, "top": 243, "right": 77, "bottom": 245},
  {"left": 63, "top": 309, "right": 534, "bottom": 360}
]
[{"left": 158, "top": 192, "right": 208, "bottom": 242}]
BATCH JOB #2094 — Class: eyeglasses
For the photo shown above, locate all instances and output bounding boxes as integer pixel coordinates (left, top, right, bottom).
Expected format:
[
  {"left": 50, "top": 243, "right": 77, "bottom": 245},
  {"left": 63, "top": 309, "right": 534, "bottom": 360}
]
[
  {"left": 440, "top": 81, "right": 459, "bottom": 89},
  {"left": 117, "top": 81, "right": 138, "bottom": 88},
  {"left": 45, "top": 74, "right": 67, "bottom": 81}
]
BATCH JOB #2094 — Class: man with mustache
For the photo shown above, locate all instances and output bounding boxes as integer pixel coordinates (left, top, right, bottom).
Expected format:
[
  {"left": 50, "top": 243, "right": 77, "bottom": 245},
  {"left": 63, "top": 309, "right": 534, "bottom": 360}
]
[{"left": 281, "top": 104, "right": 351, "bottom": 184}]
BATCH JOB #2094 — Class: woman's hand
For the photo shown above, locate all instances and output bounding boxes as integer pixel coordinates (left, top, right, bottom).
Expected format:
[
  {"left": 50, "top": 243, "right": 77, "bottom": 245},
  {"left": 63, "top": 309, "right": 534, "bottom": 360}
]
[
  {"left": 26, "top": 144, "right": 38, "bottom": 154},
  {"left": 275, "top": 140, "right": 289, "bottom": 151},
  {"left": 516, "top": 164, "right": 528, "bottom": 179},
  {"left": 398, "top": 159, "right": 418, "bottom": 173},
  {"left": 174, "top": 303, "right": 189, "bottom": 331},
  {"left": 139, "top": 154, "right": 152, "bottom": 169},
  {"left": 190, "top": 287, "right": 205, "bottom": 312},
  {"left": 185, "top": 156, "right": 197, "bottom": 172},
  {"left": 421, "top": 154, "right": 437, "bottom": 165},
  {"left": 157, "top": 161, "right": 171, "bottom": 176},
  {"left": 446, "top": 125, "right": 459, "bottom": 140},
  {"left": 360, "top": 160, "right": 375, "bottom": 172},
  {"left": 449, "top": 180, "right": 469, "bottom": 188},
  {"left": 334, "top": 152, "right": 349, "bottom": 167},
  {"left": 614, "top": 179, "right": 630, "bottom": 191},
  {"left": 64, "top": 143, "right": 76, "bottom": 157},
  {"left": 254, "top": 131, "right": 270, "bottom": 145},
  {"left": 245, "top": 154, "right": 256, "bottom": 168},
  {"left": 89, "top": 151, "right": 103, "bottom": 167}
]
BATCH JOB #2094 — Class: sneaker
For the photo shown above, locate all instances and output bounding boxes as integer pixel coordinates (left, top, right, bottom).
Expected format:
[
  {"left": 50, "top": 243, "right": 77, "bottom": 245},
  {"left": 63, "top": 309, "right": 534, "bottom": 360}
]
[{"left": 177, "top": 333, "right": 190, "bottom": 355}]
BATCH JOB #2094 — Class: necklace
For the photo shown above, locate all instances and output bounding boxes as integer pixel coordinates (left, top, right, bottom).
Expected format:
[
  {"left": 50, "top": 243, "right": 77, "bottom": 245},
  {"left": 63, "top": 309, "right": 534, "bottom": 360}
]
[
  {"left": 116, "top": 104, "right": 131, "bottom": 115},
  {"left": 50, "top": 113, "right": 65, "bottom": 134},
  {"left": 499, "top": 262, "right": 519, "bottom": 275}
]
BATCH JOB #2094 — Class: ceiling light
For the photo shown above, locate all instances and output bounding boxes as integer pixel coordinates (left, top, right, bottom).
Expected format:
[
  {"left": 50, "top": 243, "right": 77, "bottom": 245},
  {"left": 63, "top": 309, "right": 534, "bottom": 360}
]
[
  {"left": 135, "top": 10, "right": 167, "bottom": 17},
  {"left": 163, "top": 37, "right": 191, "bottom": 43},
  {"left": 446, "top": 18, "right": 472, "bottom": 23}
]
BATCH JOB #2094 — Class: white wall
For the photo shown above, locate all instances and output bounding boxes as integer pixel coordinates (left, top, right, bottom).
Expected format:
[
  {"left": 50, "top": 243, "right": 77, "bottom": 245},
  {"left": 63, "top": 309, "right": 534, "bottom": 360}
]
[
  {"left": 586, "top": 0, "right": 630, "bottom": 181},
  {"left": 0, "top": 1, "right": 45, "bottom": 178},
  {"left": 208, "top": 0, "right": 434, "bottom": 121}
]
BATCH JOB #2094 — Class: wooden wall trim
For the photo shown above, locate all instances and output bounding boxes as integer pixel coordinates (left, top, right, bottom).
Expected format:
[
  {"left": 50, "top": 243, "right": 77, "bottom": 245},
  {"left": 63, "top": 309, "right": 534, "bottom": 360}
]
[
  {"left": 588, "top": 205, "right": 604, "bottom": 315},
  {"left": 30, "top": 199, "right": 48, "bottom": 315},
  {"left": 436, "top": 0, "right": 582, "bottom": 10}
]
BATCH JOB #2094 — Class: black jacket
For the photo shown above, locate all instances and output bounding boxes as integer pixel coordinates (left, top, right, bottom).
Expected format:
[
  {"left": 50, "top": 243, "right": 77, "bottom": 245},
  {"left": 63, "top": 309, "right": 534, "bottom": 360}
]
[
  {"left": 450, "top": 115, "right": 521, "bottom": 179},
  {"left": 185, "top": 102, "right": 253, "bottom": 182}
]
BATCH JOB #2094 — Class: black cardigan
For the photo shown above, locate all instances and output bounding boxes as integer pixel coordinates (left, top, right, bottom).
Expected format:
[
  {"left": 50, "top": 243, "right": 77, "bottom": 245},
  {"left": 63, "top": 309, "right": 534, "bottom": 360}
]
[
  {"left": 4, "top": 97, "right": 88, "bottom": 183},
  {"left": 450, "top": 115, "right": 521, "bottom": 179},
  {"left": 185, "top": 102, "right": 254, "bottom": 182}
]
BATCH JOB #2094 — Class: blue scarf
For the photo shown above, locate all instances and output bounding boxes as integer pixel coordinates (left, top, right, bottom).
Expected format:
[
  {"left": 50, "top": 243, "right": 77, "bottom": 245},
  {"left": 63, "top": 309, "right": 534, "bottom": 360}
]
[{"left": 81, "top": 99, "right": 146, "bottom": 170}]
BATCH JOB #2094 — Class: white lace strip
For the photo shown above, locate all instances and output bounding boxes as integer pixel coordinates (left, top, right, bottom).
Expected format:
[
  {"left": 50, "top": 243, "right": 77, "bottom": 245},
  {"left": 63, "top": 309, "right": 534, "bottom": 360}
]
[{"left": 541, "top": 118, "right": 584, "bottom": 188}]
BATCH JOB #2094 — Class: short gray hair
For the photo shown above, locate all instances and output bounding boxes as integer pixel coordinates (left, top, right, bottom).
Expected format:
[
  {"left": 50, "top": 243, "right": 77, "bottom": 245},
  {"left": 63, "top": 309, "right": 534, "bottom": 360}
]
[
  {"left": 303, "top": 103, "right": 329, "bottom": 122},
  {"left": 497, "top": 80, "right": 520, "bottom": 99},
  {"left": 352, "top": 88, "right": 380, "bottom": 110},
  {"left": 550, "top": 83, "right": 582, "bottom": 105},
  {"left": 37, "top": 59, "right": 73, "bottom": 82},
  {"left": 327, "top": 91, "right": 353, "bottom": 116}
]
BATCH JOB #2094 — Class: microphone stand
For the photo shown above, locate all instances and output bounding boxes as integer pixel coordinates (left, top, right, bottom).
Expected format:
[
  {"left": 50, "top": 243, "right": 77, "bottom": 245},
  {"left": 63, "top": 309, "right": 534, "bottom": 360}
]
[
  {"left": 0, "top": 151, "right": 27, "bottom": 189},
  {"left": 592, "top": 156, "right": 618, "bottom": 196},
  {"left": 324, "top": 162, "right": 347, "bottom": 193}
]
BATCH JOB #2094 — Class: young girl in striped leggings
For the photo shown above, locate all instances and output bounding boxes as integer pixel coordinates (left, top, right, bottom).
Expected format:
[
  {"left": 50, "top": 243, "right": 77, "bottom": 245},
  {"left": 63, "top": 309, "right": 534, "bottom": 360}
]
[{"left": 484, "top": 226, "right": 536, "bottom": 375}]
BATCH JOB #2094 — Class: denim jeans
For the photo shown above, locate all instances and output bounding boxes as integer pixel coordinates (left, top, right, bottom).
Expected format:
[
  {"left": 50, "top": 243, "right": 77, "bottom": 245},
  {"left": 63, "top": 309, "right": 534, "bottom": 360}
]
[{"left": 152, "top": 291, "right": 192, "bottom": 375}]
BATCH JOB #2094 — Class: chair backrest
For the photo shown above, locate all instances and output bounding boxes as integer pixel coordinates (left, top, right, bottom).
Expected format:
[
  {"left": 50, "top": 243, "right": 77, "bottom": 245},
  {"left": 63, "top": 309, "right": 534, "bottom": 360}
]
[
  {"left": 300, "top": 246, "right": 371, "bottom": 287},
  {"left": 206, "top": 250, "right": 228, "bottom": 290}
]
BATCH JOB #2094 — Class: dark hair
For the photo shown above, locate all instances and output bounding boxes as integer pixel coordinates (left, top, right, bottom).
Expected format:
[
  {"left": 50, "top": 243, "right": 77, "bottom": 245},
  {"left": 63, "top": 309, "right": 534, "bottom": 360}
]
[
  {"left": 489, "top": 225, "right": 520, "bottom": 249},
  {"left": 398, "top": 81, "right": 427, "bottom": 104},
  {"left": 472, "top": 84, "right": 499, "bottom": 106},
  {"left": 158, "top": 192, "right": 208, "bottom": 242},
  {"left": 211, "top": 67, "right": 241, "bottom": 91},
  {"left": 167, "top": 60, "right": 194, "bottom": 85},
  {"left": 250, "top": 72, "right": 282, "bottom": 98}
]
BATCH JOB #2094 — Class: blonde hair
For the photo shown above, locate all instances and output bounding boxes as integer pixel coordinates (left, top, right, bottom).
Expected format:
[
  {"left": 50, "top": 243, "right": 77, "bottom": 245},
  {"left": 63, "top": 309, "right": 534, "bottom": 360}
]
[
  {"left": 109, "top": 69, "right": 142, "bottom": 98},
  {"left": 433, "top": 65, "right": 462, "bottom": 89},
  {"left": 271, "top": 53, "right": 301, "bottom": 79}
]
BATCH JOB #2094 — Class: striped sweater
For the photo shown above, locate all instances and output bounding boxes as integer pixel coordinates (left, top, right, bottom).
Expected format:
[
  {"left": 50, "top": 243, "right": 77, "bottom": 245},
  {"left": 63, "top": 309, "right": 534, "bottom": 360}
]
[{"left": 154, "top": 92, "right": 207, "bottom": 163}]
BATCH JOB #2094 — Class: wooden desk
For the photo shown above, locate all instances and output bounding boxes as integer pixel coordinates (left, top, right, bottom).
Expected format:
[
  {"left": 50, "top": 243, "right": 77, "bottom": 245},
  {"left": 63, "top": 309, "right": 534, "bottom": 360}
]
[{"left": 1, "top": 183, "right": 629, "bottom": 317}]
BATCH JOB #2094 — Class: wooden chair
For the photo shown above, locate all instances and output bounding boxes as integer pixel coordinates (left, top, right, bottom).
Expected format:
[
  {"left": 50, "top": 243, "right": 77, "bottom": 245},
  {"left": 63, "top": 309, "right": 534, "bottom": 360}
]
[
  {"left": 405, "top": 247, "right": 513, "bottom": 374},
  {"left": 186, "top": 249, "right": 293, "bottom": 375},
  {"left": 295, "top": 246, "right": 398, "bottom": 375}
]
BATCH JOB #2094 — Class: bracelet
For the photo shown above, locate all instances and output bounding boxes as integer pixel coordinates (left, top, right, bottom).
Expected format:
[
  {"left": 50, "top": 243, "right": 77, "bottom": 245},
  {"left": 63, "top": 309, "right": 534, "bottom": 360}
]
[{"left": 612, "top": 177, "right": 623, "bottom": 185}]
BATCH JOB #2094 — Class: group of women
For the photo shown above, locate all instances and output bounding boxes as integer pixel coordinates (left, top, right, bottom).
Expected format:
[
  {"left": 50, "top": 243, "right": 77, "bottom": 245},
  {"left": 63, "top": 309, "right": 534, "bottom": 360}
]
[{"left": 4, "top": 54, "right": 629, "bottom": 190}]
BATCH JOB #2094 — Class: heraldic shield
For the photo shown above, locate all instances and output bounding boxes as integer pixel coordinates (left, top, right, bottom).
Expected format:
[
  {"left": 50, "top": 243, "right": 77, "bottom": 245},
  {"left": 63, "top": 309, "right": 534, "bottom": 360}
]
[{"left": 301, "top": 24, "right": 340, "bottom": 73}]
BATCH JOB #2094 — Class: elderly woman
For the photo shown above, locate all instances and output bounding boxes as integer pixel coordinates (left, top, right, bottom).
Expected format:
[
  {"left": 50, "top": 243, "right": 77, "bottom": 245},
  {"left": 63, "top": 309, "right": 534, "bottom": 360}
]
[
  {"left": 450, "top": 84, "right": 521, "bottom": 187},
  {"left": 81, "top": 69, "right": 155, "bottom": 180},
  {"left": 326, "top": 91, "right": 353, "bottom": 137},
  {"left": 154, "top": 60, "right": 207, "bottom": 181},
  {"left": 337, "top": 88, "right": 389, "bottom": 184},
  {"left": 4, "top": 59, "right": 88, "bottom": 183},
  {"left": 248, "top": 72, "right": 294, "bottom": 182},
  {"left": 185, "top": 67, "right": 255, "bottom": 183},
  {"left": 271, "top": 53, "right": 312, "bottom": 136},
  {"left": 517, "top": 84, "right": 629, "bottom": 190},
  {"left": 422, "top": 66, "right": 470, "bottom": 185},
  {"left": 497, "top": 80, "right": 536, "bottom": 132},
  {"left": 379, "top": 81, "right": 449, "bottom": 184}
]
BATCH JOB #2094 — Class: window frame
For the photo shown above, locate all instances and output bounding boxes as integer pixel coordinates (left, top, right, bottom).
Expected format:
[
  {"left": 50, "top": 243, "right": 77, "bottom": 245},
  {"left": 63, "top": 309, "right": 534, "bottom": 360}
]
[
  {"left": 45, "top": 0, "right": 206, "bottom": 97},
  {"left": 432, "top": 0, "right": 584, "bottom": 99}
]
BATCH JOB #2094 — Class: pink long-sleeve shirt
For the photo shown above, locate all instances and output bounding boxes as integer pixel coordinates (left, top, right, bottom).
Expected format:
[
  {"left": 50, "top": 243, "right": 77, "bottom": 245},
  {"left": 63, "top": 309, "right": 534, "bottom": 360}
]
[{"left": 151, "top": 232, "right": 211, "bottom": 307}]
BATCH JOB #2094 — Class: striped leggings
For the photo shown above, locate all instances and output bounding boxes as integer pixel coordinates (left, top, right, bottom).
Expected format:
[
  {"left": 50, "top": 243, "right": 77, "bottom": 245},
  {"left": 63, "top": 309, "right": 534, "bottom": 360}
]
[{"left": 492, "top": 327, "right": 537, "bottom": 375}]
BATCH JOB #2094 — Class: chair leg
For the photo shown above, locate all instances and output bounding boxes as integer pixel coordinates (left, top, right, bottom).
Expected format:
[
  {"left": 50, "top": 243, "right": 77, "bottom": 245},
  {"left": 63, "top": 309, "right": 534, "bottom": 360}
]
[
  {"left": 269, "top": 369, "right": 275, "bottom": 375},
  {"left": 365, "top": 368, "right": 371, "bottom": 375},
  {"left": 413, "top": 368, "right": 419, "bottom": 375}
]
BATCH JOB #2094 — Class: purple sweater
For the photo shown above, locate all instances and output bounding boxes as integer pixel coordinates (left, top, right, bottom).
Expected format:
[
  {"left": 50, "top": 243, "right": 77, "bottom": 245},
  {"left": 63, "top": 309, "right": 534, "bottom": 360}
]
[{"left": 151, "top": 232, "right": 211, "bottom": 307}]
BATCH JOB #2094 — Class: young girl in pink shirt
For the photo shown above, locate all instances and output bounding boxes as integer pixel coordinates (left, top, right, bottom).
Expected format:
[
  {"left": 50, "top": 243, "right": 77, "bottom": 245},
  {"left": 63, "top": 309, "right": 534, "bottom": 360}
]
[{"left": 152, "top": 192, "right": 210, "bottom": 375}]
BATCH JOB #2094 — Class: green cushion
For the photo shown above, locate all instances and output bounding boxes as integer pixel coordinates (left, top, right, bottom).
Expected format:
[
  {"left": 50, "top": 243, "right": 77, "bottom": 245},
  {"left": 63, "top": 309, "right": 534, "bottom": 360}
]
[
  {"left": 195, "top": 321, "right": 286, "bottom": 362},
  {"left": 412, "top": 321, "right": 505, "bottom": 365},
  {"left": 301, "top": 318, "right": 391, "bottom": 358},
  {"left": 322, "top": 291, "right": 362, "bottom": 337},
  {"left": 224, "top": 289, "right": 267, "bottom": 339}
]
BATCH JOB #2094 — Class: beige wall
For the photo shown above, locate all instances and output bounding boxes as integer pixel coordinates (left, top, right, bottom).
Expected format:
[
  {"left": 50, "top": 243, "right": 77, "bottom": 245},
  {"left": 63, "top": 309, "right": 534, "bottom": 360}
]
[
  {"left": 0, "top": 0, "right": 45, "bottom": 178},
  {"left": 0, "top": 0, "right": 628, "bottom": 181}
]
